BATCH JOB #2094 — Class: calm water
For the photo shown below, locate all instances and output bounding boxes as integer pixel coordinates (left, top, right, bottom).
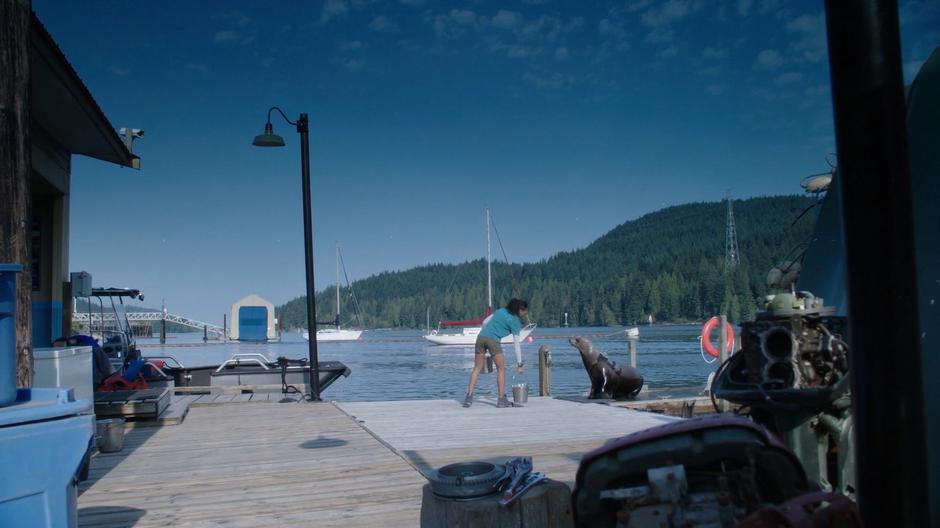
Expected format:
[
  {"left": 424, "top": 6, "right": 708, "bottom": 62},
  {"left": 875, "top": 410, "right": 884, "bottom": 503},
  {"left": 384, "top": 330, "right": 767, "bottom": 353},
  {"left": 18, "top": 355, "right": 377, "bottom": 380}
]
[{"left": 137, "top": 325, "right": 715, "bottom": 401}]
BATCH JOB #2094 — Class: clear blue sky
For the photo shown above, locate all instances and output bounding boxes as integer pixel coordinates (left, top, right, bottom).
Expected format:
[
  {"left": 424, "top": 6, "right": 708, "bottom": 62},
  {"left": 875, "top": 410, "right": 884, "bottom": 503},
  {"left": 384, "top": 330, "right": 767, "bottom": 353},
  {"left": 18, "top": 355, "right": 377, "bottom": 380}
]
[{"left": 33, "top": 0, "right": 938, "bottom": 324}]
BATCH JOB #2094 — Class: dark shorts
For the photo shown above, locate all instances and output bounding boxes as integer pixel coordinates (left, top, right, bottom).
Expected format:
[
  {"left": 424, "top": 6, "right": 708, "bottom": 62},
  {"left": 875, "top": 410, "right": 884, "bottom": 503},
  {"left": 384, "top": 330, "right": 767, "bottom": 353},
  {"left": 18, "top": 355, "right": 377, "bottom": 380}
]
[{"left": 474, "top": 335, "right": 503, "bottom": 356}]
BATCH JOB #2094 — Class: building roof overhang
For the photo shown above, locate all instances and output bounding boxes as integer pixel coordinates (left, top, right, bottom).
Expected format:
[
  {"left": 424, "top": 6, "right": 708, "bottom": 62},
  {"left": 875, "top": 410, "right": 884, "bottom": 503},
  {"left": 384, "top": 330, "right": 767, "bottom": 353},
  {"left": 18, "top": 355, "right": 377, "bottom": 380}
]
[{"left": 30, "top": 13, "right": 139, "bottom": 169}]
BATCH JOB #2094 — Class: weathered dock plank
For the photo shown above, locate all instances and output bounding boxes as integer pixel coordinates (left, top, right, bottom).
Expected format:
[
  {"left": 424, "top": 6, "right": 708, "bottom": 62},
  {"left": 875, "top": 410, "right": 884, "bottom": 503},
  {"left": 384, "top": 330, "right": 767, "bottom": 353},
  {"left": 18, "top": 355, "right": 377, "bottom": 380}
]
[
  {"left": 79, "top": 402, "right": 425, "bottom": 527},
  {"left": 80, "top": 397, "right": 679, "bottom": 527},
  {"left": 336, "top": 397, "right": 676, "bottom": 484}
]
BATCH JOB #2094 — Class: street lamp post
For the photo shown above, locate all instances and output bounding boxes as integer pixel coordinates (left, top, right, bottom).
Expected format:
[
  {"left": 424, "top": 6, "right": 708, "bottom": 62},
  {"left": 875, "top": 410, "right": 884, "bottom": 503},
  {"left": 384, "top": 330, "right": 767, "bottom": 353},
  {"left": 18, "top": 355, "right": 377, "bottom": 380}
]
[{"left": 252, "top": 107, "right": 321, "bottom": 401}]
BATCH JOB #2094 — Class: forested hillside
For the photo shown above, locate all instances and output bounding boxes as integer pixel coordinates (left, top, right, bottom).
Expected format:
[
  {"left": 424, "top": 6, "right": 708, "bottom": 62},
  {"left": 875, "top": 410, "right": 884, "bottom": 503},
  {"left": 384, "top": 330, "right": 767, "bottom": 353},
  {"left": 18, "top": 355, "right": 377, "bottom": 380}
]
[{"left": 277, "top": 195, "right": 816, "bottom": 328}]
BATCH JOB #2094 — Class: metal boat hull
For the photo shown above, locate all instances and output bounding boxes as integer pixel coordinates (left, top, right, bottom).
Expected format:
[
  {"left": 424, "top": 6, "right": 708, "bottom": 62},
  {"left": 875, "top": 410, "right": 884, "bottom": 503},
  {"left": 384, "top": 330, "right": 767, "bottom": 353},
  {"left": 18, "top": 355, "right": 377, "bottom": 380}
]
[{"left": 163, "top": 361, "right": 351, "bottom": 392}]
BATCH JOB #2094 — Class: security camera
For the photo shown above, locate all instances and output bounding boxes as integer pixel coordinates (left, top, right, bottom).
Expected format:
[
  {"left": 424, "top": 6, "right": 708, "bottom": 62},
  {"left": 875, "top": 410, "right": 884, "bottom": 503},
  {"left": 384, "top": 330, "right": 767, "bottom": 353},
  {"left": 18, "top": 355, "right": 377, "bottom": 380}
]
[{"left": 119, "top": 128, "right": 144, "bottom": 138}]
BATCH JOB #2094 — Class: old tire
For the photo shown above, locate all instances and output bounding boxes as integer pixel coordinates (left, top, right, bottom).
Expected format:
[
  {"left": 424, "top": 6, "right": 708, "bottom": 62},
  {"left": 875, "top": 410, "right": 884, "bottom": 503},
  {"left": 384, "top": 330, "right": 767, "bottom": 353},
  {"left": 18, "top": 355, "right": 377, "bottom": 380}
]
[{"left": 428, "top": 461, "right": 506, "bottom": 499}]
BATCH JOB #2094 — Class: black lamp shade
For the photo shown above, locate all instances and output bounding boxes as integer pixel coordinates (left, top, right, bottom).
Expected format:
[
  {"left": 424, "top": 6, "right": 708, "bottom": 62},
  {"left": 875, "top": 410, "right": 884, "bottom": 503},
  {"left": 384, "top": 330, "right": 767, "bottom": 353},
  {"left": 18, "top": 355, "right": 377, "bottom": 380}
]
[{"left": 252, "top": 122, "right": 286, "bottom": 147}]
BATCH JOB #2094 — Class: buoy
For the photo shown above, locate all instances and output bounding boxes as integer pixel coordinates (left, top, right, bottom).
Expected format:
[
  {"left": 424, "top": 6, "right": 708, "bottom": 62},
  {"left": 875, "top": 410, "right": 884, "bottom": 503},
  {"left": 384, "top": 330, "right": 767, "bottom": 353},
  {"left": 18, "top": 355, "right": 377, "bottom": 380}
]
[
  {"left": 527, "top": 336, "right": 534, "bottom": 343},
  {"left": 701, "top": 316, "right": 734, "bottom": 358}
]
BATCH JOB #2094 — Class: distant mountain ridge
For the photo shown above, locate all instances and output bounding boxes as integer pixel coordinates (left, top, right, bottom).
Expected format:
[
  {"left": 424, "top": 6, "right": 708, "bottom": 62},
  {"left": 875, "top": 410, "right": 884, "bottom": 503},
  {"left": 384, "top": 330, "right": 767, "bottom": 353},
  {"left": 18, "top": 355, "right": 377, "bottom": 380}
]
[{"left": 277, "top": 195, "right": 816, "bottom": 329}]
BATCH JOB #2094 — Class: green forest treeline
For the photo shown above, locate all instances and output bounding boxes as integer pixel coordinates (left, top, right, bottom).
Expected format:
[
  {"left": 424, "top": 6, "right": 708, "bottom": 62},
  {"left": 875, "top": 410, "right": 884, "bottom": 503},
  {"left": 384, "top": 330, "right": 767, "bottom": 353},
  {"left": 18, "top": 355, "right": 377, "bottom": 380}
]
[{"left": 277, "top": 195, "right": 816, "bottom": 329}]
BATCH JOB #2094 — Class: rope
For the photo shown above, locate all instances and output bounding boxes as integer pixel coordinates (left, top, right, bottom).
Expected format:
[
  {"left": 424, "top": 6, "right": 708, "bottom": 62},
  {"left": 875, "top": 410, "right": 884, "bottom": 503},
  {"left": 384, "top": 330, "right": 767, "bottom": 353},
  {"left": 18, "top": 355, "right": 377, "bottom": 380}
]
[
  {"left": 337, "top": 246, "right": 365, "bottom": 328},
  {"left": 699, "top": 335, "right": 717, "bottom": 364},
  {"left": 595, "top": 328, "right": 637, "bottom": 339},
  {"left": 489, "top": 214, "right": 522, "bottom": 299}
]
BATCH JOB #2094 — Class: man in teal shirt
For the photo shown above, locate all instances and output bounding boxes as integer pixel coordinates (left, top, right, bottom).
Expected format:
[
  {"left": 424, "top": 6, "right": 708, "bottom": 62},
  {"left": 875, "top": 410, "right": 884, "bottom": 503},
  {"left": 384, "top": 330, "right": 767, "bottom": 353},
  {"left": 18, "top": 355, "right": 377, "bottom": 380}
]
[{"left": 463, "top": 299, "right": 529, "bottom": 408}]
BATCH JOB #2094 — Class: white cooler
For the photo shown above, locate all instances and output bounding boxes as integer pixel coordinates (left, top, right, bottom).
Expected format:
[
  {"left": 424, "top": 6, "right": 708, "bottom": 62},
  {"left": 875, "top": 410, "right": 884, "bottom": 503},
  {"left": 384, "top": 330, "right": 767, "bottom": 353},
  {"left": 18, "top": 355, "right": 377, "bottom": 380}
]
[{"left": 33, "top": 347, "right": 93, "bottom": 402}]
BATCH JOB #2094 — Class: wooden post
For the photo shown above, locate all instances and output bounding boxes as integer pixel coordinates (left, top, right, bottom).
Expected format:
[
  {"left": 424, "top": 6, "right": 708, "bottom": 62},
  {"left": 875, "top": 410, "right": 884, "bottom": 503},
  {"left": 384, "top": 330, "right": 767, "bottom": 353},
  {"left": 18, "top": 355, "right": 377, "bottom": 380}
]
[
  {"left": 538, "top": 345, "right": 551, "bottom": 396},
  {"left": 203, "top": 325, "right": 208, "bottom": 343},
  {"left": 718, "top": 314, "right": 729, "bottom": 364},
  {"left": 718, "top": 314, "right": 730, "bottom": 411},
  {"left": 160, "top": 316, "right": 166, "bottom": 344},
  {"left": 420, "top": 480, "right": 573, "bottom": 527},
  {"left": 0, "top": 0, "right": 33, "bottom": 387},
  {"left": 628, "top": 338, "right": 637, "bottom": 369}
]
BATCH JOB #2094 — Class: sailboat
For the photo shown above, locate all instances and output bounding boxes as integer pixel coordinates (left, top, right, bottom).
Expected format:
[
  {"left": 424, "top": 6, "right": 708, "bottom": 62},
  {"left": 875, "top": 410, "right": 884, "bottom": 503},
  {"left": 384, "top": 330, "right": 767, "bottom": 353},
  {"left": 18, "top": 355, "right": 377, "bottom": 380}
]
[
  {"left": 424, "top": 209, "right": 537, "bottom": 346},
  {"left": 303, "top": 243, "right": 363, "bottom": 342}
]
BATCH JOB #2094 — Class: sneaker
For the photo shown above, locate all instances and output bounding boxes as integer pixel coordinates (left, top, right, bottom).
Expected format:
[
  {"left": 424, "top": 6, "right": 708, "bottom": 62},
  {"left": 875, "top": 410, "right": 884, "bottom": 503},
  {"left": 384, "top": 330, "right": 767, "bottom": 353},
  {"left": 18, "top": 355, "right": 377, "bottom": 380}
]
[
  {"left": 497, "top": 396, "right": 512, "bottom": 408},
  {"left": 462, "top": 393, "right": 473, "bottom": 408}
]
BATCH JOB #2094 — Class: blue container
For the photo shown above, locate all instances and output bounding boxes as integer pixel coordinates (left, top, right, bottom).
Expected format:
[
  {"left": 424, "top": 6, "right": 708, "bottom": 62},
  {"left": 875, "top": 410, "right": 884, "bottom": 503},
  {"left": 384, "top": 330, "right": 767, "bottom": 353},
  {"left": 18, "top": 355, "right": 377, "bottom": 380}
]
[
  {"left": 0, "top": 388, "right": 93, "bottom": 528},
  {"left": 0, "top": 264, "right": 22, "bottom": 407}
]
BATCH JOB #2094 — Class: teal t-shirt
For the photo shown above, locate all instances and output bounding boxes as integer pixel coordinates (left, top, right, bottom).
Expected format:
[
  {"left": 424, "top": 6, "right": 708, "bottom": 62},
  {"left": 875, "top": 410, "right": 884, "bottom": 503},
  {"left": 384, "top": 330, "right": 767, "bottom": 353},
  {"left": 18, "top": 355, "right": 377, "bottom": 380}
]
[{"left": 480, "top": 308, "right": 522, "bottom": 340}]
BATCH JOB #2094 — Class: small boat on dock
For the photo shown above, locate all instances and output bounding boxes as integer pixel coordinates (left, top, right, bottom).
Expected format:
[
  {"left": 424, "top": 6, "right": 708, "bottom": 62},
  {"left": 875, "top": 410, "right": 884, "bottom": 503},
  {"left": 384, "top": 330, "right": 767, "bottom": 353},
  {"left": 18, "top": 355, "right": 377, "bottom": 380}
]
[{"left": 154, "top": 353, "right": 351, "bottom": 393}]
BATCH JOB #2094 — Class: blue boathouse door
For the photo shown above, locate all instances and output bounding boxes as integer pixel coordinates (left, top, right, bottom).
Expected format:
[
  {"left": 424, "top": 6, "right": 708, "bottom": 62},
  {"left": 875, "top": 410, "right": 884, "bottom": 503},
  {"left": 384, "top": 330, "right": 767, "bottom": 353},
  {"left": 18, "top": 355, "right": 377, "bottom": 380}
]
[{"left": 238, "top": 306, "right": 268, "bottom": 342}]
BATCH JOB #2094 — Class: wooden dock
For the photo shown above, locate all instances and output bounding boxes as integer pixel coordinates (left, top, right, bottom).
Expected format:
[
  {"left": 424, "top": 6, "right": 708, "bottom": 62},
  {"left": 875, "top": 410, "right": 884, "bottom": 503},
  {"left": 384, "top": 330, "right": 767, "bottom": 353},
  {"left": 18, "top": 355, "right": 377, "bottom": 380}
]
[{"left": 78, "top": 397, "right": 678, "bottom": 527}]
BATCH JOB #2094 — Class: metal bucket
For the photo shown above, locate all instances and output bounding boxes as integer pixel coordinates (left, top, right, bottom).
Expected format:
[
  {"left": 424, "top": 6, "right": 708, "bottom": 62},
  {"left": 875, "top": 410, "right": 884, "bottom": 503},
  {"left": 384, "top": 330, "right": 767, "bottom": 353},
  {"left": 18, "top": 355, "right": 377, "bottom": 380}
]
[
  {"left": 512, "top": 383, "right": 528, "bottom": 405},
  {"left": 96, "top": 418, "right": 125, "bottom": 453}
]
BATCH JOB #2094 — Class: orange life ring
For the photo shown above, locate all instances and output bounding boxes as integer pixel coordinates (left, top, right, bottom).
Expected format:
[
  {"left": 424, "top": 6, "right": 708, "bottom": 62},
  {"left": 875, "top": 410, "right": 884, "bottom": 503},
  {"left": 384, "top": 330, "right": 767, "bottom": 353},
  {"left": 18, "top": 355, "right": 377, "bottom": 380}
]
[{"left": 701, "top": 316, "right": 735, "bottom": 358}]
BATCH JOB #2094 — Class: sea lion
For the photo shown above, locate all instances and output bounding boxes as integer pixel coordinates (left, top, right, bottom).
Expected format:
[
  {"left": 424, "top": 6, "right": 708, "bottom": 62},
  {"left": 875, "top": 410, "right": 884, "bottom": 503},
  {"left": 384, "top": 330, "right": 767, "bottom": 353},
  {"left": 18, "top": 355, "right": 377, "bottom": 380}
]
[{"left": 569, "top": 336, "right": 644, "bottom": 399}]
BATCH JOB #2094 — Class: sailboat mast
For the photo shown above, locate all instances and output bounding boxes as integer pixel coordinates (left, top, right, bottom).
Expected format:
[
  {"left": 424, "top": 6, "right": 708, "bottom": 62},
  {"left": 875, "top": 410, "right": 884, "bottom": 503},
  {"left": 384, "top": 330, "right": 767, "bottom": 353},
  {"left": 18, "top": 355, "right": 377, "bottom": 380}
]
[
  {"left": 335, "top": 241, "right": 341, "bottom": 330},
  {"left": 486, "top": 208, "right": 492, "bottom": 310}
]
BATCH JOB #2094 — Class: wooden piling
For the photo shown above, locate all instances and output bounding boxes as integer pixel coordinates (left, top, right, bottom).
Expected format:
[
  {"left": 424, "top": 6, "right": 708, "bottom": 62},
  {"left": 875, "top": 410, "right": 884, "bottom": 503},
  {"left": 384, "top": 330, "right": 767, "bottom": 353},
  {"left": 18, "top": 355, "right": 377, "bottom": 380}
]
[
  {"left": 0, "top": 0, "right": 34, "bottom": 387},
  {"left": 538, "top": 345, "right": 551, "bottom": 397},
  {"left": 718, "top": 314, "right": 730, "bottom": 411},
  {"left": 628, "top": 338, "right": 637, "bottom": 369}
]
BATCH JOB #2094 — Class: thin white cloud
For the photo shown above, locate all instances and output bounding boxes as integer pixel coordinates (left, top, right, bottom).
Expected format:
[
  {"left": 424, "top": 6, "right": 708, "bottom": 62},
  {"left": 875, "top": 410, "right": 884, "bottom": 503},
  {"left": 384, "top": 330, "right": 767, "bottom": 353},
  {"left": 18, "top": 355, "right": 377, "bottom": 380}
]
[
  {"left": 598, "top": 19, "right": 627, "bottom": 41},
  {"left": 702, "top": 46, "right": 726, "bottom": 60},
  {"left": 658, "top": 45, "right": 679, "bottom": 58},
  {"left": 343, "top": 58, "right": 364, "bottom": 72},
  {"left": 625, "top": 0, "right": 653, "bottom": 13},
  {"left": 432, "top": 10, "right": 477, "bottom": 38},
  {"left": 752, "top": 87, "right": 794, "bottom": 101},
  {"left": 319, "top": 0, "right": 349, "bottom": 25},
  {"left": 491, "top": 10, "right": 522, "bottom": 30},
  {"left": 645, "top": 27, "right": 675, "bottom": 44},
  {"left": 451, "top": 9, "right": 478, "bottom": 26},
  {"left": 805, "top": 84, "right": 829, "bottom": 98},
  {"left": 428, "top": 9, "right": 582, "bottom": 61},
  {"left": 214, "top": 30, "right": 239, "bottom": 44},
  {"left": 706, "top": 83, "right": 728, "bottom": 95},
  {"left": 755, "top": 49, "right": 784, "bottom": 69},
  {"left": 641, "top": 0, "right": 695, "bottom": 28},
  {"left": 109, "top": 66, "right": 131, "bottom": 76},
  {"left": 214, "top": 10, "right": 251, "bottom": 28},
  {"left": 507, "top": 44, "right": 540, "bottom": 58},
  {"left": 369, "top": 16, "right": 390, "bottom": 31},
  {"left": 697, "top": 65, "right": 722, "bottom": 77},
  {"left": 523, "top": 71, "right": 575, "bottom": 90},
  {"left": 774, "top": 71, "right": 802, "bottom": 85},
  {"left": 786, "top": 12, "right": 827, "bottom": 62},
  {"left": 756, "top": 0, "right": 783, "bottom": 15}
]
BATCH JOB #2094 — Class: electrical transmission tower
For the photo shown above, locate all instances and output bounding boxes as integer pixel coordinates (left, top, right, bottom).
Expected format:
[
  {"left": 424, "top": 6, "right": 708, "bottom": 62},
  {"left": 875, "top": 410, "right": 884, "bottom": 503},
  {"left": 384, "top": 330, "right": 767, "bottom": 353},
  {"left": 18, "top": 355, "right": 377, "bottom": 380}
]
[{"left": 725, "top": 191, "right": 739, "bottom": 272}]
